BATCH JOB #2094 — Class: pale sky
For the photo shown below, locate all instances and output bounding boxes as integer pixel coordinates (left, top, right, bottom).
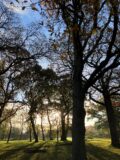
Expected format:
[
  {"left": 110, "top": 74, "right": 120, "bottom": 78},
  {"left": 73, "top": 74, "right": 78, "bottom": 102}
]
[
  {"left": 2, "top": 0, "right": 41, "bottom": 26},
  {"left": 1, "top": 0, "right": 96, "bottom": 127}
]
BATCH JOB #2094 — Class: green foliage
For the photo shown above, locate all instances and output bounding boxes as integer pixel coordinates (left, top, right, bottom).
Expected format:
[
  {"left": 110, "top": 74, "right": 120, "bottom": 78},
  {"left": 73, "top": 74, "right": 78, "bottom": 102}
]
[{"left": 87, "top": 102, "right": 109, "bottom": 129}]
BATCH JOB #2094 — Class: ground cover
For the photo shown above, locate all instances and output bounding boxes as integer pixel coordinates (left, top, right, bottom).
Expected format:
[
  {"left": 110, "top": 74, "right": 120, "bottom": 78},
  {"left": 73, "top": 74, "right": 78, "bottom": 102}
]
[{"left": 0, "top": 138, "right": 119, "bottom": 160}]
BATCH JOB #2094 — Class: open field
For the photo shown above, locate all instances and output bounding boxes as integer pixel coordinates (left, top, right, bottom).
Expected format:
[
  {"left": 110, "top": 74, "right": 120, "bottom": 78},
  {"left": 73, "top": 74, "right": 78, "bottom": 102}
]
[{"left": 0, "top": 138, "right": 119, "bottom": 160}]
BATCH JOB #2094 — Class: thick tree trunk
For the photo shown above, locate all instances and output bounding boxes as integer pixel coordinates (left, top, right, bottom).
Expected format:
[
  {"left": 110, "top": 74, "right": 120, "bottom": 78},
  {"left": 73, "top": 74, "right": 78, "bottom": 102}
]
[
  {"left": 7, "top": 120, "right": 12, "bottom": 143},
  {"left": 72, "top": 31, "right": 87, "bottom": 160},
  {"left": 30, "top": 115, "right": 38, "bottom": 143},
  {"left": 72, "top": 64, "right": 87, "bottom": 160},
  {"left": 72, "top": 95, "right": 87, "bottom": 160},
  {"left": 61, "top": 113, "right": 67, "bottom": 141},
  {"left": 103, "top": 91, "right": 120, "bottom": 148}
]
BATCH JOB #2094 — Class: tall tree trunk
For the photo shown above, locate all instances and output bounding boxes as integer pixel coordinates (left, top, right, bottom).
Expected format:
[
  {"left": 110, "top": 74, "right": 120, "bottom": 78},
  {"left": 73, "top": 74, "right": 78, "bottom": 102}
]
[
  {"left": 0, "top": 124, "right": 5, "bottom": 140},
  {"left": 19, "top": 124, "right": 23, "bottom": 140},
  {"left": 72, "top": 31, "right": 87, "bottom": 160},
  {"left": 46, "top": 108, "right": 53, "bottom": 140},
  {"left": 61, "top": 112, "right": 67, "bottom": 141},
  {"left": 56, "top": 125, "right": 59, "bottom": 142},
  {"left": 0, "top": 108, "right": 3, "bottom": 119},
  {"left": 19, "top": 116, "right": 24, "bottom": 140},
  {"left": 0, "top": 104, "right": 5, "bottom": 122},
  {"left": 29, "top": 124, "right": 32, "bottom": 142},
  {"left": 40, "top": 115, "right": 45, "bottom": 141},
  {"left": 7, "top": 120, "right": 12, "bottom": 143},
  {"left": 103, "top": 91, "right": 120, "bottom": 148},
  {"left": 30, "top": 115, "right": 38, "bottom": 143},
  {"left": 19, "top": 130, "right": 23, "bottom": 140},
  {"left": 66, "top": 114, "right": 70, "bottom": 138},
  {"left": 72, "top": 95, "right": 87, "bottom": 160}
]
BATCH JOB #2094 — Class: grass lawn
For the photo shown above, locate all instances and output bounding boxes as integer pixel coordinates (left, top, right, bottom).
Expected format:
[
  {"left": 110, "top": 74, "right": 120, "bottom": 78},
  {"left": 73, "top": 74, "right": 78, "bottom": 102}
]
[{"left": 0, "top": 138, "right": 119, "bottom": 160}]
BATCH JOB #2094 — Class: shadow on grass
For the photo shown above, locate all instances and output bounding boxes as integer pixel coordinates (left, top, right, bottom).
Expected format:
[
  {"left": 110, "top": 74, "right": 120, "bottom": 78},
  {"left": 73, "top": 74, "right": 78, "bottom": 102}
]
[
  {"left": 45, "top": 143, "right": 72, "bottom": 160},
  {"left": 0, "top": 141, "right": 119, "bottom": 160},
  {"left": 87, "top": 144, "right": 120, "bottom": 160},
  {"left": 0, "top": 142, "right": 47, "bottom": 160},
  {"left": 24, "top": 141, "right": 47, "bottom": 153},
  {"left": 0, "top": 141, "right": 72, "bottom": 160}
]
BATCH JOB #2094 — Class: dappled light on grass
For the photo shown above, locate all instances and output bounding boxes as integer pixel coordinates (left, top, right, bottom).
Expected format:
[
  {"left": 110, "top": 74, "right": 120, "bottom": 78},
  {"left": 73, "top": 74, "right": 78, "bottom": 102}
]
[
  {"left": 0, "top": 139, "right": 119, "bottom": 160},
  {"left": 87, "top": 138, "right": 120, "bottom": 155},
  {"left": 0, "top": 140, "right": 72, "bottom": 160}
]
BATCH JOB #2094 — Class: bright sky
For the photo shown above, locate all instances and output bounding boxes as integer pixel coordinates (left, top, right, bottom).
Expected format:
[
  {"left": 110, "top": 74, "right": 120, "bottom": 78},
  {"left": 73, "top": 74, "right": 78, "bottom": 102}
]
[
  {"left": 1, "top": 0, "right": 50, "bottom": 68},
  {"left": 2, "top": 0, "right": 41, "bottom": 26},
  {"left": 2, "top": 1, "right": 96, "bottom": 127}
]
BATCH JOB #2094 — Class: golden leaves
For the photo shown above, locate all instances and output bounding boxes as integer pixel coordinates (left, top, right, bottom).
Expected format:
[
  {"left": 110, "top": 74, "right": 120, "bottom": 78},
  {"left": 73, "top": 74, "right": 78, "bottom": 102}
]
[
  {"left": 91, "top": 28, "right": 97, "bottom": 35},
  {"left": 31, "top": 4, "right": 39, "bottom": 11},
  {"left": 60, "top": 53, "right": 68, "bottom": 60},
  {"left": 40, "top": 1, "right": 46, "bottom": 7},
  {"left": 52, "top": 43, "right": 59, "bottom": 50},
  {"left": 0, "top": 60, "right": 5, "bottom": 70}
]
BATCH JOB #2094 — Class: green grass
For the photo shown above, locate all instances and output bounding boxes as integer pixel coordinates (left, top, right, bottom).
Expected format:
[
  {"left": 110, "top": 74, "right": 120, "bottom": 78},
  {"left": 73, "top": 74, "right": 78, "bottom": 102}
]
[
  {"left": 87, "top": 138, "right": 120, "bottom": 160},
  {"left": 0, "top": 138, "right": 119, "bottom": 160}
]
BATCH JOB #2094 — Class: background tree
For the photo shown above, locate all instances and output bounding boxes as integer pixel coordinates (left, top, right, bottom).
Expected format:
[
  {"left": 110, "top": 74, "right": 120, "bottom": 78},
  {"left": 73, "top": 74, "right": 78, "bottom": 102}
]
[
  {"left": 8, "top": 1, "right": 120, "bottom": 159},
  {"left": 89, "top": 68, "right": 120, "bottom": 147},
  {"left": 42, "top": 1, "right": 120, "bottom": 159},
  {"left": 57, "top": 74, "right": 72, "bottom": 141},
  {"left": 87, "top": 101, "right": 110, "bottom": 137}
]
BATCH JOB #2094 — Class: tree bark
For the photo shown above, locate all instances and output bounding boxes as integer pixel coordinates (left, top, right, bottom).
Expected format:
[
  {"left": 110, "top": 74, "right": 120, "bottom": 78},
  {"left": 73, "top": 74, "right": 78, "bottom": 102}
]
[
  {"left": 19, "top": 130, "right": 23, "bottom": 140},
  {"left": 56, "top": 125, "right": 59, "bottom": 142},
  {"left": 7, "top": 120, "right": 12, "bottom": 143},
  {"left": 66, "top": 114, "right": 70, "bottom": 138},
  {"left": 29, "top": 124, "right": 32, "bottom": 142},
  {"left": 30, "top": 115, "right": 38, "bottom": 143},
  {"left": 72, "top": 95, "right": 87, "bottom": 160},
  {"left": 0, "top": 108, "right": 3, "bottom": 119},
  {"left": 72, "top": 30, "right": 87, "bottom": 160},
  {"left": 61, "top": 113, "right": 67, "bottom": 141},
  {"left": 19, "top": 123, "right": 23, "bottom": 140},
  {"left": 0, "top": 104, "right": 5, "bottom": 122},
  {"left": 103, "top": 91, "right": 120, "bottom": 148},
  {"left": 40, "top": 115, "right": 45, "bottom": 141},
  {"left": 46, "top": 108, "right": 53, "bottom": 140},
  {"left": 72, "top": 65, "right": 87, "bottom": 160}
]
